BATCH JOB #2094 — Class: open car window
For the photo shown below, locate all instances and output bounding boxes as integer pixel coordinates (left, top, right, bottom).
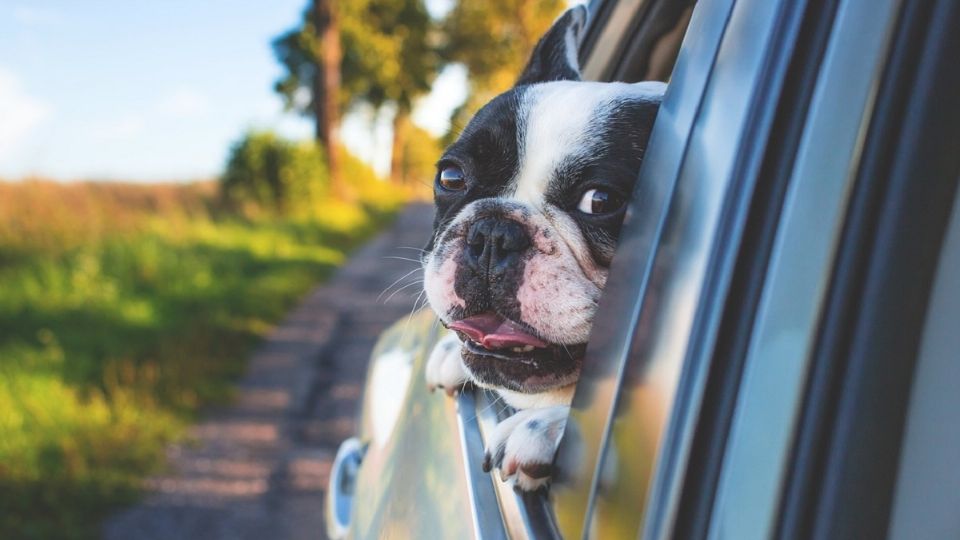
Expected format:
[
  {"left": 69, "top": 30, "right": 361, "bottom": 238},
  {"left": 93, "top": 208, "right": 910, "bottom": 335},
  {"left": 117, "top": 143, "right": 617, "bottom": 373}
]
[{"left": 450, "top": 0, "right": 699, "bottom": 537}]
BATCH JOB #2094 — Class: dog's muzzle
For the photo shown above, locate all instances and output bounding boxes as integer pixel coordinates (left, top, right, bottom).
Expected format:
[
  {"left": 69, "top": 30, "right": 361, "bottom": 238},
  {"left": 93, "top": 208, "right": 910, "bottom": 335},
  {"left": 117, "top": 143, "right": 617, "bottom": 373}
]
[{"left": 464, "top": 216, "right": 530, "bottom": 279}]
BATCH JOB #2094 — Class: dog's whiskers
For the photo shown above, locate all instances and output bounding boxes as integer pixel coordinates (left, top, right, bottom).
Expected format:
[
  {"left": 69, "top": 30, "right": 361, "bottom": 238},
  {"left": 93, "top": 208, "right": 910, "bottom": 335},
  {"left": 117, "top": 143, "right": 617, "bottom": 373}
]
[
  {"left": 382, "top": 255, "right": 425, "bottom": 265},
  {"left": 398, "top": 288, "right": 431, "bottom": 344},
  {"left": 382, "top": 279, "right": 424, "bottom": 305},
  {"left": 376, "top": 267, "right": 423, "bottom": 302},
  {"left": 396, "top": 246, "right": 428, "bottom": 254}
]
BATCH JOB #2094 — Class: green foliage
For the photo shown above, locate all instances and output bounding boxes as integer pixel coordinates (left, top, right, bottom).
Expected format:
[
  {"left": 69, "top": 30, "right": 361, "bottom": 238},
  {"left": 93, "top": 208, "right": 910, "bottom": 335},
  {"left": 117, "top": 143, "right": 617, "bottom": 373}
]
[
  {"left": 440, "top": 0, "right": 565, "bottom": 142},
  {"left": 396, "top": 123, "right": 443, "bottom": 187},
  {"left": 273, "top": 23, "right": 317, "bottom": 116},
  {"left": 0, "top": 181, "right": 402, "bottom": 539},
  {"left": 274, "top": 0, "right": 439, "bottom": 118},
  {"left": 441, "top": 0, "right": 565, "bottom": 94},
  {"left": 340, "top": 0, "right": 438, "bottom": 114},
  {"left": 220, "top": 130, "right": 330, "bottom": 218},
  {"left": 342, "top": 150, "right": 398, "bottom": 207}
]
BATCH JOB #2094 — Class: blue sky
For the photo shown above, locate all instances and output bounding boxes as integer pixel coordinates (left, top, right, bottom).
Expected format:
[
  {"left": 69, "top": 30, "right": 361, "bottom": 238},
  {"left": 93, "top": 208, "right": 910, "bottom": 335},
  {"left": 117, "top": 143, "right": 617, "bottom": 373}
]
[{"left": 0, "top": 0, "right": 465, "bottom": 181}]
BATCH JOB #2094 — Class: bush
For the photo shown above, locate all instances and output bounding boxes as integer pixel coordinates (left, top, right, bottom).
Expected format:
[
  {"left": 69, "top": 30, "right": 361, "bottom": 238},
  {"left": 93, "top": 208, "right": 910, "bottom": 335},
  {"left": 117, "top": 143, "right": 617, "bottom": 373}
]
[{"left": 220, "top": 130, "right": 329, "bottom": 218}]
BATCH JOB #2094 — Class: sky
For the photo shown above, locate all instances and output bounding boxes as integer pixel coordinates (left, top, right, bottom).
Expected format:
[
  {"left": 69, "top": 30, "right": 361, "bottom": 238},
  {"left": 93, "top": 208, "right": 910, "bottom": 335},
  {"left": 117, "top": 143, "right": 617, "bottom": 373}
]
[{"left": 0, "top": 0, "right": 465, "bottom": 181}]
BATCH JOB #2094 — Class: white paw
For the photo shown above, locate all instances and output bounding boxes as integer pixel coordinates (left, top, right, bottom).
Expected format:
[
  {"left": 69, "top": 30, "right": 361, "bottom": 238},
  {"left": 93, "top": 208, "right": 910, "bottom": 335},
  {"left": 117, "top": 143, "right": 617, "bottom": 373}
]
[
  {"left": 483, "top": 405, "right": 569, "bottom": 491},
  {"left": 425, "top": 331, "right": 469, "bottom": 396}
]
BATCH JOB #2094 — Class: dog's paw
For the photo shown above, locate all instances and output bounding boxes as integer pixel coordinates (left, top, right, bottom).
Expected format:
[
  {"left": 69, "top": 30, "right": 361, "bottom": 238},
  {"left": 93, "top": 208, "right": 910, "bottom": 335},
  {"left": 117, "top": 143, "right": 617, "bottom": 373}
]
[
  {"left": 425, "top": 331, "right": 469, "bottom": 396},
  {"left": 482, "top": 405, "right": 569, "bottom": 491}
]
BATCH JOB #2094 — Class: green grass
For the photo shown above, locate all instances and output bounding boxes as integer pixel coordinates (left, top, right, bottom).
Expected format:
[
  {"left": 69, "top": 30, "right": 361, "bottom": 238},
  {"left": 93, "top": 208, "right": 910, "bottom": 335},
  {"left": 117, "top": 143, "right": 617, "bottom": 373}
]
[{"left": 0, "top": 183, "right": 402, "bottom": 539}]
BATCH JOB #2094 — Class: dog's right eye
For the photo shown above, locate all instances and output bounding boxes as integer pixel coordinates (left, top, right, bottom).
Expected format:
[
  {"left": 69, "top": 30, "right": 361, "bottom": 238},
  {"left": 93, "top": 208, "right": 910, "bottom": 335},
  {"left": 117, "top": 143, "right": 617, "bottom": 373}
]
[
  {"left": 437, "top": 166, "right": 466, "bottom": 191},
  {"left": 578, "top": 188, "right": 625, "bottom": 215}
]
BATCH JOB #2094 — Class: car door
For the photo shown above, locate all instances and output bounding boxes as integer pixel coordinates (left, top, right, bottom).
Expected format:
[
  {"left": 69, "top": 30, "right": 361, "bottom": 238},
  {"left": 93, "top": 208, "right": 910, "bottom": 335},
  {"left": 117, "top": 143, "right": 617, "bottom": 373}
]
[
  {"left": 554, "top": 0, "right": 960, "bottom": 538},
  {"left": 333, "top": 0, "right": 960, "bottom": 537}
]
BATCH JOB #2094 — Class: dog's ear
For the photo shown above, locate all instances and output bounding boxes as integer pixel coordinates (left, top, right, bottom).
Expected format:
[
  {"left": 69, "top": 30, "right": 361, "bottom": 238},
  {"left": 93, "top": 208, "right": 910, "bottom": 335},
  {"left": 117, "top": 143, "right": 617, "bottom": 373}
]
[{"left": 515, "top": 5, "right": 588, "bottom": 86}]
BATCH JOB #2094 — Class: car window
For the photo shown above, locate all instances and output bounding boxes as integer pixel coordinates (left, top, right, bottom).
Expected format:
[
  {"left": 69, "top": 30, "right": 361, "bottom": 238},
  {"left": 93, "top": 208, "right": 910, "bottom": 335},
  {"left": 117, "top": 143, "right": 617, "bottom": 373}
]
[
  {"left": 363, "top": 2, "right": 703, "bottom": 538},
  {"left": 550, "top": 0, "right": 742, "bottom": 536},
  {"left": 446, "top": 0, "right": 702, "bottom": 536}
]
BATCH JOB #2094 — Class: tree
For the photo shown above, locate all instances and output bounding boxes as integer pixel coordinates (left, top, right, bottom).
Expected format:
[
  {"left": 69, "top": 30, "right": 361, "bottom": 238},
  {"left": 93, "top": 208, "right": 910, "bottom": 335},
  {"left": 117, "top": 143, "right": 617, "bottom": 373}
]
[
  {"left": 342, "top": 0, "right": 439, "bottom": 184},
  {"left": 439, "top": 0, "right": 565, "bottom": 141},
  {"left": 275, "top": 0, "right": 439, "bottom": 186},
  {"left": 274, "top": 0, "right": 345, "bottom": 197}
]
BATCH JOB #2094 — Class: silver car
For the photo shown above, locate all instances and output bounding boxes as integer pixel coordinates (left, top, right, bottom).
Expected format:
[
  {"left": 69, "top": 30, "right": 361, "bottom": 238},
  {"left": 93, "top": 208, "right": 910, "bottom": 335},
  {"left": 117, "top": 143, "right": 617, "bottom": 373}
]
[{"left": 328, "top": 0, "right": 960, "bottom": 537}]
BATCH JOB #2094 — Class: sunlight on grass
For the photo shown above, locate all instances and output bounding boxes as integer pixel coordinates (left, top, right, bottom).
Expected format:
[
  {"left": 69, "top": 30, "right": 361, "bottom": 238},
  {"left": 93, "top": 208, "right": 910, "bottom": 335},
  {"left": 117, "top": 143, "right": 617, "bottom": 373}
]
[{"left": 0, "top": 180, "right": 405, "bottom": 539}]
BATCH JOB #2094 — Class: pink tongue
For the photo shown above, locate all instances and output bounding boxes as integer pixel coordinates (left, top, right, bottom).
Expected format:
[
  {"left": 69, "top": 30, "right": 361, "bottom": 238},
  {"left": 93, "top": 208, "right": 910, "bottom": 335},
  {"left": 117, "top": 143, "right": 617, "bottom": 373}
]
[{"left": 449, "top": 313, "right": 549, "bottom": 350}]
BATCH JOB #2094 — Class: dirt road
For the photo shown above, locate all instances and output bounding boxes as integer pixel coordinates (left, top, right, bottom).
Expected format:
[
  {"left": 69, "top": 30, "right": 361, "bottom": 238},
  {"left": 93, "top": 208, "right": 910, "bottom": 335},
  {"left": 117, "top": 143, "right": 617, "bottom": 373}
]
[{"left": 104, "top": 203, "right": 434, "bottom": 539}]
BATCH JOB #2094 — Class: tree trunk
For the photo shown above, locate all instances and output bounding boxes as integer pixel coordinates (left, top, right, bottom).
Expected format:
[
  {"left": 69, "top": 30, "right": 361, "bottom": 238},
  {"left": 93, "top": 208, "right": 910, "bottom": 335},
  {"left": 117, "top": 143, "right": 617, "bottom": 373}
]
[
  {"left": 390, "top": 108, "right": 411, "bottom": 185},
  {"left": 312, "top": 0, "right": 347, "bottom": 199}
]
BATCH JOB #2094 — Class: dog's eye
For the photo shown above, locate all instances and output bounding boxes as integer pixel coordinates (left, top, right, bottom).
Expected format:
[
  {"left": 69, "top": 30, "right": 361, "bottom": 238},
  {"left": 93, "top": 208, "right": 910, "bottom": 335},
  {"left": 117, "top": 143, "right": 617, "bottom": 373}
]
[
  {"left": 578, "top": 188, "right": 624, "bottom": 214},
  {"left": 437, "top": 166, "right": 466, "bottom": 191}
]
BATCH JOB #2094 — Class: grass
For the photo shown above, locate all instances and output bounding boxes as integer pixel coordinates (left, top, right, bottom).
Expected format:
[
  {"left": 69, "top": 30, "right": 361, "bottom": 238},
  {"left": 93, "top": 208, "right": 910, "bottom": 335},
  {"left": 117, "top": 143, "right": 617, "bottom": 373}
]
[{"left": 0, "top": 179, "right": 404, "bottom": 539}]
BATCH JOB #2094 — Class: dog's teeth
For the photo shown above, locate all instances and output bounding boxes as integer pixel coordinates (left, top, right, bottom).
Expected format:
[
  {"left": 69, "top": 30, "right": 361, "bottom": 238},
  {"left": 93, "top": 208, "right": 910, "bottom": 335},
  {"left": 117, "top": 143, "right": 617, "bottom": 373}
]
[{"left": 511, "top": 345, "right": 535, "bottom": 353}]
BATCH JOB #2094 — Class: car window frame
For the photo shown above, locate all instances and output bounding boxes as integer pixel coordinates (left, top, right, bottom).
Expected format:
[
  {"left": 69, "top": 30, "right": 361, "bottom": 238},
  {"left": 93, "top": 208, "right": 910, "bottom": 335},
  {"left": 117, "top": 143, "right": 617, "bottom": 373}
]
[
  {"left": 552, "top": 0, "right": 813, "bottom": 535},
  {"left": 449, "top": 0, "right": 704, "bottom": 536},
  {"left": 550, "top": 0, "right": 734, "bottom": 533}
]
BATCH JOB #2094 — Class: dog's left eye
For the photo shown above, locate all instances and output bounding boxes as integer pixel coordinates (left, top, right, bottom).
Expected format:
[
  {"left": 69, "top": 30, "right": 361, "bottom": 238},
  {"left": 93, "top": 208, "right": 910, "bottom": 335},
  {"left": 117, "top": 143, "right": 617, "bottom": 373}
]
[
  {"left": 437, "top": 166, "right": 466, "bottom": 191},
  {"left": 577, "top": 188, "right": 624, "bottom": 214}
]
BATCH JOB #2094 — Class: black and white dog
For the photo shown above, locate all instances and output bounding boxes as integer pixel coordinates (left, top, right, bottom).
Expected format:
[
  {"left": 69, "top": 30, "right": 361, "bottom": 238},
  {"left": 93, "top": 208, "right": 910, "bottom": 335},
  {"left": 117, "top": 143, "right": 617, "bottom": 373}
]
[{"left": 423, "top": 5, "right": 665, "bottom": 490}]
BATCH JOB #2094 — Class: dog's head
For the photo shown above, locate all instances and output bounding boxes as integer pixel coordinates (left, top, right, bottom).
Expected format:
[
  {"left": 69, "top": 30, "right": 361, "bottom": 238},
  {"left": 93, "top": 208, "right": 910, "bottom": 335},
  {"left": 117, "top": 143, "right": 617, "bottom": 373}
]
[{"left": 423, "top": 6, "right": 665, "bottom": 399}]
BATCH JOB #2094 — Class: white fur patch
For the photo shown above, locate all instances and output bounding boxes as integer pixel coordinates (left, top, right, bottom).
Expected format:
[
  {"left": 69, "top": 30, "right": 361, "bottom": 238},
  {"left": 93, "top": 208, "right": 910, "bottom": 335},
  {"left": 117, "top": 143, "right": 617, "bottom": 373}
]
[
  {"left": 484, "top": 405, "right": 570, "bottom": 491},
  {"left": 423, "top": 247, "right": 465, "bottom": 317},
  {"left": 509, "top": 81, "right": 666, "bottom": 206},
  {"left": 425, "top": 331, "right": 469, "bottom": 393}
]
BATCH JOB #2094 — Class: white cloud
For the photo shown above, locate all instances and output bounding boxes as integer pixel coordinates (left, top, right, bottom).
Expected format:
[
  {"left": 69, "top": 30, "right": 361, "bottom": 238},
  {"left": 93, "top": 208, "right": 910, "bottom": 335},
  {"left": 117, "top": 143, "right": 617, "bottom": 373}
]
[{"left": 0, "top": 67, "right": 51, "bottom": 162}]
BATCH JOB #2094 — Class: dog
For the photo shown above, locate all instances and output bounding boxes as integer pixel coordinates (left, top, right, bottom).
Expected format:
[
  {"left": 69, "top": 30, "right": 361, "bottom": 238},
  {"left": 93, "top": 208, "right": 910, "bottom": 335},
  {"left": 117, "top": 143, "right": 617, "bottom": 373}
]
[{"left": 423, "top": 5, "right": 665, "bottom": 491}]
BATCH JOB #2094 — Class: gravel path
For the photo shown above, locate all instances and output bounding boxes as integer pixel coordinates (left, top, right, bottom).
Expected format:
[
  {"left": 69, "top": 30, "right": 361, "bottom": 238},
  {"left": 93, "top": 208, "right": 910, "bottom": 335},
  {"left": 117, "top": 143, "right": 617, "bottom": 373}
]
[{"left": 103, "top": 203, "right": 434, "bottom": 540}]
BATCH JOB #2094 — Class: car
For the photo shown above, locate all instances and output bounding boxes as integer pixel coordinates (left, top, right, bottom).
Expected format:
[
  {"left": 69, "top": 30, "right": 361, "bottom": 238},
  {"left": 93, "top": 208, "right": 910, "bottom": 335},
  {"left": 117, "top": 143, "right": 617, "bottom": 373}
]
[{"left": 326, "top": 0, "right": 960, "bottom": 537}]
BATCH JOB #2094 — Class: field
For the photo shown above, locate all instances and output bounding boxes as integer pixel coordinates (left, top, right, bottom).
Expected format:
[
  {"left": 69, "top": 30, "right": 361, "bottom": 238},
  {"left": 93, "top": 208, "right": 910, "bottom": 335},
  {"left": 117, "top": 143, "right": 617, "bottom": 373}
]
[{"left": 0, "top": 179, "right": 404, "bottom": 538}]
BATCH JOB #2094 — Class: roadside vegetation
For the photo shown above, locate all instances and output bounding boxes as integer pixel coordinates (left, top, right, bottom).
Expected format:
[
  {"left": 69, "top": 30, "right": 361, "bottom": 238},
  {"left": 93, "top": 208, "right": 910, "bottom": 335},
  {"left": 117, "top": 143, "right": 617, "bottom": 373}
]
[
  {"left": 0, "top": 0, "right": 570, "bottom": 536},
  {"left": 0, "top": 137, "right": 406, "bottom": 539}
]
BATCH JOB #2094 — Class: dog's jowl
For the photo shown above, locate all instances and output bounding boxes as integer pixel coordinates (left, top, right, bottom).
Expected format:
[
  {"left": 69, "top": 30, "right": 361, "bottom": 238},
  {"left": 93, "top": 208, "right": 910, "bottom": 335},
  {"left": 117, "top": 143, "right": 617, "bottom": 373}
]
[{"left": 423, "top": 5, "right": 665, "bottom": 491}]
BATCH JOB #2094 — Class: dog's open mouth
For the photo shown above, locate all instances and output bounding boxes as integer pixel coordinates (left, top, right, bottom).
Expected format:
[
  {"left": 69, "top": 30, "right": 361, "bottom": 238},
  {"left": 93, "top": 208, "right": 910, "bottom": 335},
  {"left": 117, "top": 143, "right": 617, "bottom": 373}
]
[{"left": 447, "top": 313, "right": 585, "bottom": 392}]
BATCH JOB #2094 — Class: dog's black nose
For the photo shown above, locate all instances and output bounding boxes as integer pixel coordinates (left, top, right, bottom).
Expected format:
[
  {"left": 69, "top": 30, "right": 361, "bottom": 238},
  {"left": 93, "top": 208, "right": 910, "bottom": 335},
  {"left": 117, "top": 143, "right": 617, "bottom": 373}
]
[{"left": 465, "top": 217, "right": 530, "bottom": 276}]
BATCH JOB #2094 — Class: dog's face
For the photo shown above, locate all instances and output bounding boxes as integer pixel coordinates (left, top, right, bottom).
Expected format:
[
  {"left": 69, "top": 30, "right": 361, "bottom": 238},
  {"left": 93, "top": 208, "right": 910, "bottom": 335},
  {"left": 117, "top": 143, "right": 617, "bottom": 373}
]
[{"left": 423, "top": 6, "right": 664, "bottom": 398}]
